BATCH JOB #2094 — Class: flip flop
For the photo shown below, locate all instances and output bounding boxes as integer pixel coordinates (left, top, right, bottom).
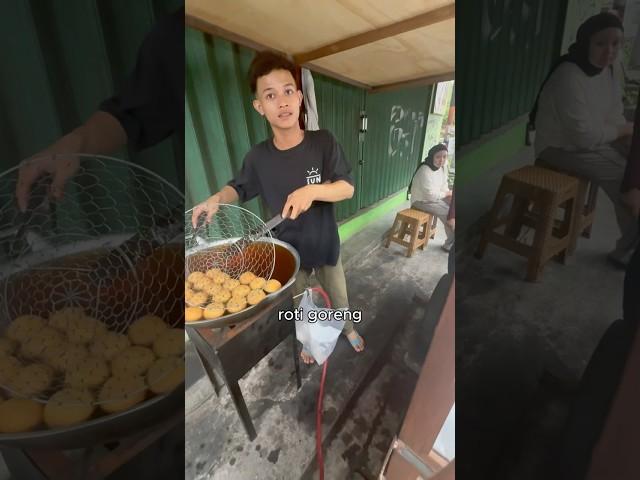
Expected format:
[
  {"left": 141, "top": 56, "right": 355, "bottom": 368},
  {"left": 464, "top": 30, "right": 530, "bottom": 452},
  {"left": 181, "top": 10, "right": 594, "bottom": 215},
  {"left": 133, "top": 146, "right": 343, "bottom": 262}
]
[{"left": 347, "top": 333, "right": 364, "bottom": 352}]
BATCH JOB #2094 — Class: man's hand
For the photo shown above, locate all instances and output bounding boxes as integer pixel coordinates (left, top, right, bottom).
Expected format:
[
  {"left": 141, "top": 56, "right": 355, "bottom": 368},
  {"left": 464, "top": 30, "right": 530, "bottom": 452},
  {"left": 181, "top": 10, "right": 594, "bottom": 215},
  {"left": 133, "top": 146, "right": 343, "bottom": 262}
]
[
  {"left": 281, "top": 185, "right": 317, "bottom": 220},
  {"left": 623, "top": 188, "right": 640, "bottom": 218},
  {"left": 191, "top": 194, "right": 222, "bottom": 228},
  {"left": 16, "top": 154, "right": 80, "bottom": 212}
]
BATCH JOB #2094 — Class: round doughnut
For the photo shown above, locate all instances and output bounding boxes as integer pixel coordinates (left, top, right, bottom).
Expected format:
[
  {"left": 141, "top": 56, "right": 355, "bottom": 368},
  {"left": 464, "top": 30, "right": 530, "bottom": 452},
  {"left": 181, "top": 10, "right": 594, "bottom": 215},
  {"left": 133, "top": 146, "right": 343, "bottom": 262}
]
[
  {"left": 249, "top": 277, "right": 266, "bottom": 290},
  {"left": 247, "top": 289, "right": 266, "bottom": 306},
  {"left": 223, "top": 278, "right": 240, "bottom": 291},
  {"left": 48, "top": 307, "right": 86, "bottom": 332},
  {"left": 8, "top": 363, "right": 54, "bottom": 397},
  {"left": 187, "top": 271, "right": 205, "bottom": 283},
  {"left": 99, "top": 375, "right": 147, "bottom": 414},
  {"left": 45, "top": 343, "right": 88, "bottom": 373},
  {"left": 0, "top": 337, "right": 16, "bottom": 356},
  {"left": 210, "top": 271, "right": 229, "bottom": 285},
  {"left": 187, "top": 291, "right": 209, "bottom": 307},
  {"left": 231, "top": 284, "right": 251, "bottom": 299},
  {"left": 212, "top": 289, "right": 231, "bottom": 304},
  {"left": 6, "top": 315, "right": 46, "bottom": 343},
  {"left": 152, "top": 329, "right": 185, "bottom": 358},
  {"left": 44, "top": 388, "right": 94, "bottom": 428},
  {"left": 0, "top": 398, "right": 43, "bottom": 433},
  {"left": 202, "top": 283, "right": 224, "bottom": 297},
  {"left": 67, "top": 316, "right": 107, "bottom": 345},
  {"left": 226, "top": 297, "right": 247, "bottom": 313},
  {"left": 65, "top": 356, "right": 110, "bottom": 390},
  {"left": 185, "top": 286, "right": 195, "bottom": 302},
  {"left": 127, "top": 315, "right": 167, "bottom": 346},
  {"left": 0, "top": 355, "right": 22, "bottom": 384},
  {"left": 20, "top": 327, "right": 65, "bottom": 360},
  {"left": 147, "top": 357, "right": 184, "bottom": 394},
  {"left": 90, "top": 332, "right": 131, "bottom": 361},
  {"left": 192, "top": 276, "right": 214, "bottom": 291},
  {"left": 264, "top": 279, "right": 282, "bottom": 293},
  {"left": 203, "top": 303, "right": 225, "bottom": 319},
  {"left": 185, "top": 307, "right": 203, "bottom": 322},
  {"left": 205, "top": 268, "right": 223, "bottom": 279},
  {"left": 111, "top": 346, "right": 155, "bottom": 377},
  {"left": 239, "top": 271, "right": 256, "bottom": 285}
]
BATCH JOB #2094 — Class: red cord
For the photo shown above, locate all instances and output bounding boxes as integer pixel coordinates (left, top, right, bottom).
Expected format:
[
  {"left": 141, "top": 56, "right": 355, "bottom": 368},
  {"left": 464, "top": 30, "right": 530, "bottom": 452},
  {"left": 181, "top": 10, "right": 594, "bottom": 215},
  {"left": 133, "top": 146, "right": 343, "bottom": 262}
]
[{"left": 310, "top": 287, "right": 331, "bottom": 480}]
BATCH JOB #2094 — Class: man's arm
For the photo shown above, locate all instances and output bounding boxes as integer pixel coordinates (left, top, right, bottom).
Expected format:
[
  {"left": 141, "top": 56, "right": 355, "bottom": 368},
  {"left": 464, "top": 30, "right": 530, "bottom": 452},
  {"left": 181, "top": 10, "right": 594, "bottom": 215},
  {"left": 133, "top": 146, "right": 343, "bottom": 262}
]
[
  {"left": 281, "top": 180, "right": 354, "bottom": 220},
  {"left": 190, "top": 186, "right": 240, "bottom": 227}
]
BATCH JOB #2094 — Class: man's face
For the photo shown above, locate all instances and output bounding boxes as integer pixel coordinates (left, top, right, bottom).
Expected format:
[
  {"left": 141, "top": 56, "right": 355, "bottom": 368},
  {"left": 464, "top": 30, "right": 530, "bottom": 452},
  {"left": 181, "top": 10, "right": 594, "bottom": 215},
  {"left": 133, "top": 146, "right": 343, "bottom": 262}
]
[{"left": 253, "top": 69, "right": 302, "bottom": 130}]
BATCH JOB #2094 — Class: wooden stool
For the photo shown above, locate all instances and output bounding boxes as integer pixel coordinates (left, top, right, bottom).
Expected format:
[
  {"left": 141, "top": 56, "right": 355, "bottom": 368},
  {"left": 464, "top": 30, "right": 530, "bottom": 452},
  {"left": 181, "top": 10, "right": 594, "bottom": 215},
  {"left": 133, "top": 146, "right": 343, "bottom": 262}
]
[
  {"left": 385, "top": 208, "right": 437, "bottom": 257},
  {"left": 534, "top": 157, "right": 598, "bottom": 254},
  {"left": 475, "top": 166, "right": 580, "bottom": 282}
]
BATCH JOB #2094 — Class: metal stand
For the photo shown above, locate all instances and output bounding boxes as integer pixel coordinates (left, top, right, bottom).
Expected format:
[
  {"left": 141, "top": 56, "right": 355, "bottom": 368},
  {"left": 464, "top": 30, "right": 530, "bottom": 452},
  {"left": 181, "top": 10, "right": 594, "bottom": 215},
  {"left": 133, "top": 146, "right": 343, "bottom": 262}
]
[{"left": 186, "top": 293, "right": 302, "bottom": 440}]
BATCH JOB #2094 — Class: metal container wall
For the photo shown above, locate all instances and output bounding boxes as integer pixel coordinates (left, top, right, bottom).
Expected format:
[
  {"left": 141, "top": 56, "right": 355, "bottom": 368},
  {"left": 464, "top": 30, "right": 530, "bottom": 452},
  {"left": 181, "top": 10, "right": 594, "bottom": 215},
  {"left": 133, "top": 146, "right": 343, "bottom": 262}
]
[
  {"left": 0, "top": 0, "right": 182, "bottom": 187},
  {"left": 456, "top": 0, "right": 568, "bottom": 147}
]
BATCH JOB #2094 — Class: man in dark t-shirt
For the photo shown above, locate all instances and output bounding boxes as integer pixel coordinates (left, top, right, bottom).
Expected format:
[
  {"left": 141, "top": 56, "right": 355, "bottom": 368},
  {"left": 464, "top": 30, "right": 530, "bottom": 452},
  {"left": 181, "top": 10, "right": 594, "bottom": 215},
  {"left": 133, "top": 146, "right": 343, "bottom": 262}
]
[
  {"left": 16, "top": 7, "right": 184, "bottom": 211},
  {"left": 191, "top": 52, "right": 365, "bottom": 363}
]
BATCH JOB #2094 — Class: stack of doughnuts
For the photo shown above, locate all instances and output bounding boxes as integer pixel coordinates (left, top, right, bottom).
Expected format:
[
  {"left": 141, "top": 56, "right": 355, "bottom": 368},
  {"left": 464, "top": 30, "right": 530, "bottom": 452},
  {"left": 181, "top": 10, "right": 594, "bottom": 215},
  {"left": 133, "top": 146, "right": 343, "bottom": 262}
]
[
  {"left": 0, "top": 308, "right": 184, "bottom": 433},
  {"left": 185, "top": 269, "right": 282, "bottom": 322}
]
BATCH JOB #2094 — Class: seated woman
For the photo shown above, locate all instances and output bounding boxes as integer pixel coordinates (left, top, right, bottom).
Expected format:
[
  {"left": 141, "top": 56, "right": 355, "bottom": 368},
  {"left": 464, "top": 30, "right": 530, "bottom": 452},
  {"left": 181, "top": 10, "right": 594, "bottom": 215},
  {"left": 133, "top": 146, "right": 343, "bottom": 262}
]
[
  {"left": 532, "top": 12, "right": 637, "bottom": 267},
  {"left": 408, "top": 143, "right": 454, "bottom": 252}
]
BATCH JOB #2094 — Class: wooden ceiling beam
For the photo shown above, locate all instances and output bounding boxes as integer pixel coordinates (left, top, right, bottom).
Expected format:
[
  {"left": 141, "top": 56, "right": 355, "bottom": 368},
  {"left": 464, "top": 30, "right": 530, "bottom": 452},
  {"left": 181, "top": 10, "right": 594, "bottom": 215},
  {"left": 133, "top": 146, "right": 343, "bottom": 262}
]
[
  {"left": 369, "top": 72, "right": 454, "bottom": 94},
  {"left": 292, "top": 4, "right": 454, "bottom": 64}
]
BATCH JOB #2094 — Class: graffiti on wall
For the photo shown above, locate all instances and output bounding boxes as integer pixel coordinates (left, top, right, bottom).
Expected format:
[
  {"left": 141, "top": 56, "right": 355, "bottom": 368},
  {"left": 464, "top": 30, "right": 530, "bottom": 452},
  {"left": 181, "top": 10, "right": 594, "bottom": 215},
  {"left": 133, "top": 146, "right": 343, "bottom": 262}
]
[{"left": 388, "top": 105, "right": 425, "bottom": 162}]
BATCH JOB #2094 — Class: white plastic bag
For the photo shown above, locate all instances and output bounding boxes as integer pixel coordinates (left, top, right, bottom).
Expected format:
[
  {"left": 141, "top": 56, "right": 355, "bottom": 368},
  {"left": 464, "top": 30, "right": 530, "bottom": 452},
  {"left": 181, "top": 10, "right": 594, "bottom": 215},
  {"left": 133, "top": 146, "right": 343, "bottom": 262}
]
[{"left": 295, "top": 289, "right": 344, "bottom": 364}]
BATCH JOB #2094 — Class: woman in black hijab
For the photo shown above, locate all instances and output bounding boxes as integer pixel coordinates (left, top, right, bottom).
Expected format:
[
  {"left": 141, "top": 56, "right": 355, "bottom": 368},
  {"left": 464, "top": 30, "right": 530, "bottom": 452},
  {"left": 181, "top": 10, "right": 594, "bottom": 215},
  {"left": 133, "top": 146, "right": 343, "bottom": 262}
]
[{"left": 532, "top": 11, "right": 637, "bottom": 268}]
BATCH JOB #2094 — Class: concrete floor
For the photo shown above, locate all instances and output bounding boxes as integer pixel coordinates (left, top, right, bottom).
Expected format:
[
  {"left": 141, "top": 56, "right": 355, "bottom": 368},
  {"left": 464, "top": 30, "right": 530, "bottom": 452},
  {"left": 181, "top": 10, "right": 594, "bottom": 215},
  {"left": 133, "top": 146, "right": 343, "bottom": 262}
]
[
  {"left": 185, "top": 200, "right": 451, "bottom": 479},
  {"left": 456, "top": 152, "right": 628, "bottom": 479}
]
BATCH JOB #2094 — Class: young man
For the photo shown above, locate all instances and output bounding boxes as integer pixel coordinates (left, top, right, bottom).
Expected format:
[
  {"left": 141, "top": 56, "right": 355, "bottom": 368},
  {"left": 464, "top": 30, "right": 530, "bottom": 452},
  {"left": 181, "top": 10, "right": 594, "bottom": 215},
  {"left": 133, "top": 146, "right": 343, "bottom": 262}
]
[{"left": 191, "top": 51, "right": 364, "bottom": 363}]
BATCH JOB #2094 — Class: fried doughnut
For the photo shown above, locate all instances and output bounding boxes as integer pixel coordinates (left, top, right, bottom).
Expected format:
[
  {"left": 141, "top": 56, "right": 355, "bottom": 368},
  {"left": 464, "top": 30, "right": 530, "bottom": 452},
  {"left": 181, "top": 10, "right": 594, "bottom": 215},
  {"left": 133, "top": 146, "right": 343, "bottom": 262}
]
[
  {"left": 212, "top": 289, "right": 231, "bottom": 304},
  {"left": 203, "top": 303, "right": 225, "bottom": 319},
  {"left": 0, "top": 355, "right": 21, "bottom": 384},
  {"left": 90, "top": 332, "right": 131, "bottom": 361},
  {"left": 239, "top": 271, "right": 256, "bottom": 285},
  {"left": 223, "top": 278, "right": 240, "bottom": 291},
  {"left": 6, "top": 315, "right": 46, "bottom": 343},
  {"left": 210, "top": 270, "right": 229, "bottom": 285},
  {"left": 20, "top": 326, "right": 65, "bottom": 360},
  {"left": 0, "top": 337, "right": 15, "bottom": 356},
  {"left": 185, "top": 286, "right": 195, "bottom": 301},
  {"left": 67, "top": 316, "right": 107, "bottom": 345},
  {"left": 231, "top": 284, "right": 251, "bottom": 299},
  {"left": 205, "top": 268, "right": 223, "bottom": 279},
  {"left": 65, "top": 356, "right": 110, "bottom": 390},
  {"left": 185, "top": 307, "right": 203, "bottom": 322},
  {"left": 127, "top": 315, "right": 167, "bottom": 346},
  {"left": 202, "top": 282, "right": 224, "bottom": 297},
  {"left": 111, "top": 346, "right": 155, "bottom": 377},
  {"left": 48, "top": 306, "right": 85, "bottom": 332},
  {"left": 0, "top": 398, "right": 43, "bottom": 433},
  {"left": 99, "top": 376, "right": 147, "bottom": 414},
  {"left": 187, "top": 271, "right": 205, "bottom": 283},
  {"left": 8, "top": 363, "right": 54, "bottom": 397},
  {"left": 192, "top": 276, "right": 213, "bottom": 291},
  {"left": 264, "top": 279, "right": 282, "bottom": 293},
  {"left": 187, "top": 291, "right": 209, "bottom": 307},
  {"left": 226, "top": 297, "right": 247, "bottom": 313},
  {"left": 45, "top": 342, "right": 88, "bottom": 373},
  {"left": 44, "top": 388, "right": 94, "bottom": 428},
  {"left": 147, "top": 356, "right": 184, "bottom": 394},
  {"left": 249, "top": 277, "right": 266, "bottom": 290},
  {"left": 247, "top": 289, "right": 266, "bottom": 305},
  {"left": 152, "top": 329, "right": 185, "bottom": 358}
]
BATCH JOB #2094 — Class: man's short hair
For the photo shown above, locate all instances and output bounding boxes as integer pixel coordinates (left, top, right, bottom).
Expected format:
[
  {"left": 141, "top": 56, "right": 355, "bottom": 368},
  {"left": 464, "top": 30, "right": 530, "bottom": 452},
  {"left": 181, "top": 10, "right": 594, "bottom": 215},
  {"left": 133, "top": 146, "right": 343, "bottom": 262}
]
[{"left": 248, "top": 51, "right": 297, "bottom": 95}]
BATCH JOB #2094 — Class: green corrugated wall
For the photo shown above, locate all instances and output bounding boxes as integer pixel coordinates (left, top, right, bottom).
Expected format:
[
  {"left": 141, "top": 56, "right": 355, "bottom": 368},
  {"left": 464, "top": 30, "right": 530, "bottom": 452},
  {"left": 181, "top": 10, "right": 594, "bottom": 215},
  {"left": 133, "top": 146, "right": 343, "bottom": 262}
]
[
  {"left": 0, "top": 0, "right": 183, "bottom": 188},
  {"left": 457, "top": 0, "right": 568, "bottom": 147},
  {"left": 185, "top": 28, "right": 431, "bottom": 223}
]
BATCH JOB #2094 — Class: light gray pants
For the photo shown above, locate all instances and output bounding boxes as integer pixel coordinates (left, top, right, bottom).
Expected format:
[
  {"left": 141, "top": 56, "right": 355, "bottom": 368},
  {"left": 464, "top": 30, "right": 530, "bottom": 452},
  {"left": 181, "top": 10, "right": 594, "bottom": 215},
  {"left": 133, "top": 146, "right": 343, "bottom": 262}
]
[
  {"left": 411, "top": 199, "right": 455, "bottom": 248},
  {"left": 539, "top": 146, "right": 638, "bottom": 254}
]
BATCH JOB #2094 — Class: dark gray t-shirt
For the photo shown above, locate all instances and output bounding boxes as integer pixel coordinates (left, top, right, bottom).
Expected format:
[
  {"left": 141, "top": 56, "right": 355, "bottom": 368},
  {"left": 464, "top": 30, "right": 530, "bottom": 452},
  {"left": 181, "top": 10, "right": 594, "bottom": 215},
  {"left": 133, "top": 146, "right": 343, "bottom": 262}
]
[{"left": 228, "top": 129, "right": 353, "bottom": 269}]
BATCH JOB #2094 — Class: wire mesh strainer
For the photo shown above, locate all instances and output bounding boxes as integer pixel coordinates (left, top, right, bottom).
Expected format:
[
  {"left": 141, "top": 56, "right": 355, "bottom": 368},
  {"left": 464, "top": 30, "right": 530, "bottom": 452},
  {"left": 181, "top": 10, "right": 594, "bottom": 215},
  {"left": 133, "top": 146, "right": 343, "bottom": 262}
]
[
  {"left": 185, "top": 204, "right": 276, "bottom": 285},
  {"left": 0, "top": 155, "right": 184, "bottom": 410}
]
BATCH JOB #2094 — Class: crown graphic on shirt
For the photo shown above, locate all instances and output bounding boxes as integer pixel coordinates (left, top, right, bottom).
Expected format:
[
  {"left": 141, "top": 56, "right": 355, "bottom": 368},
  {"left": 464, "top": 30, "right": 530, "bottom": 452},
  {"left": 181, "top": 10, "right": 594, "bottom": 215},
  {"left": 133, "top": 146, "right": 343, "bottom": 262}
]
[{"left": 307, "top": 168, "right": 319, "bottom": 176}]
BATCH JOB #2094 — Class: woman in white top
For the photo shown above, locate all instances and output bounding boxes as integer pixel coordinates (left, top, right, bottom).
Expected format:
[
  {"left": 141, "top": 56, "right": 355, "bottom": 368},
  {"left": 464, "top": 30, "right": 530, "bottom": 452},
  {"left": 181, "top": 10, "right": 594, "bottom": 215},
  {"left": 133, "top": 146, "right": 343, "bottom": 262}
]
[
  {"left": 532, "top": 12, "right": 637, "bottom": 266},
  {"left": 409, "top": 143, "right": 454, "bottom": 251}
]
